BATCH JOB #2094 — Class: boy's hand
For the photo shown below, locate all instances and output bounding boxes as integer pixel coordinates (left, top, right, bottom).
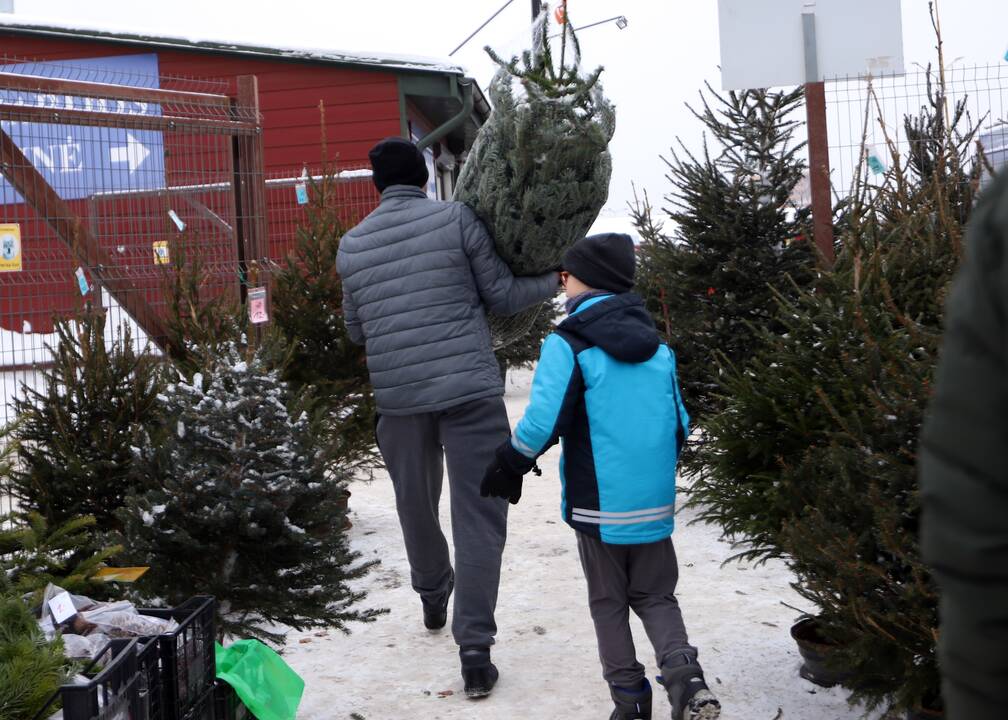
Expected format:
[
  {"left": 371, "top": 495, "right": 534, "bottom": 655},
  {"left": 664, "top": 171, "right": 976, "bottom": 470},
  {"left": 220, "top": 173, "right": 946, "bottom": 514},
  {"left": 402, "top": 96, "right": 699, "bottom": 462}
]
[
  {"left": 480, "top": 440, "right": 536, "bottom": 505},
  {"left": 480, "top": 462, "right": 523, "bottom": 505}
]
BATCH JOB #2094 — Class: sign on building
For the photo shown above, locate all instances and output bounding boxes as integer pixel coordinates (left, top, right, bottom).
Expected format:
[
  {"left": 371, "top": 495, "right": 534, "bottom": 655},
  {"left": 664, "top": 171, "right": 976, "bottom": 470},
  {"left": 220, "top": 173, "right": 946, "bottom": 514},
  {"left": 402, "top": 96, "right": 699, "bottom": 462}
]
[
  {"left": 979, "top": 125, "right": 1008, "bottom": 188},
  {"left": 0, "top": 53, "right": 166, "bottom": 204},
  {"left": 0, "top": 223, "right": 22, "bottom": 271}
]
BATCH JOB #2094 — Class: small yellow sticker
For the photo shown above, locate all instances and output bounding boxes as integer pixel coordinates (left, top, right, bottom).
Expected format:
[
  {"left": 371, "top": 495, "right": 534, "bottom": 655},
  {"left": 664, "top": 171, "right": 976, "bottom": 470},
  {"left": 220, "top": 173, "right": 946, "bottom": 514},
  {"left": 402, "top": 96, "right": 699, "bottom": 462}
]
[
  {"left": 94, "top": 566, "right": 150, "bottom": 583},
  {"left": 153, "top": 241, "right": 170, "bottom": 265},
  {"left": 0, "top": 223, "right": 23, "bottom": 272}
]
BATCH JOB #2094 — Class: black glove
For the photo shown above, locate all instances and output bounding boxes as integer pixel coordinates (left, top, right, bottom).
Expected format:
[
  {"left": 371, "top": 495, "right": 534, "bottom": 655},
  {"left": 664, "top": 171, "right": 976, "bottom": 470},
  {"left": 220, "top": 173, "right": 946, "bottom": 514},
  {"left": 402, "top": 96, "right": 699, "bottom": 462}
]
[{"left": 480, "top": 441, "right": 537, "bottom": 505}]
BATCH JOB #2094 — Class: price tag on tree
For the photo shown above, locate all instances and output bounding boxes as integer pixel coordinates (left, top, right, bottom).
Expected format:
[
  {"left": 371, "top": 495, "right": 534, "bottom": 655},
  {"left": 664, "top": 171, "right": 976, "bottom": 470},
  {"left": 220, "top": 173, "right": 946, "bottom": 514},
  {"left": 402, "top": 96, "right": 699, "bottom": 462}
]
[
  {"left": 295, "top": 167, "right": 309, "bottom": 205},
  {"left": 248, "top": 286, "right": 269, "bottom": 324},
  {"left": 48, "top": 590, "right": 77, "bottom": 624},
  {"left": 75, "top": 267, "right": 90, "bottom": 296},
  {"left": 168, "top": 209, "right": 186, "bottom": 232},
  {"left": 153, "top": 240, "right": 170, "bottom": 265}
]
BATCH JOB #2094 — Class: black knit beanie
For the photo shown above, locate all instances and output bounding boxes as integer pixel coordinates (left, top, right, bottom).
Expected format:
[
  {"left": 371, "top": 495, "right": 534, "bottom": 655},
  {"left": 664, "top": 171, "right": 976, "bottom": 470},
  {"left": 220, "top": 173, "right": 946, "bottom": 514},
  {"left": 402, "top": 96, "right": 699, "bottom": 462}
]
[
  {"left": 562, "top": 233, "right": 636, "bottom": 293},
  {"left": 368, "top": 137, "right": 429, "bottom": 192}
]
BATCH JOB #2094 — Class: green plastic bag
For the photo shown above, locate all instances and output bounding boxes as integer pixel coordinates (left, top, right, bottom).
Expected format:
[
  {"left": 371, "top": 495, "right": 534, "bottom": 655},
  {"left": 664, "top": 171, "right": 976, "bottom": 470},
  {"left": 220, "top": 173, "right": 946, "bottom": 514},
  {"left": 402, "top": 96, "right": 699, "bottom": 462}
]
[{"left": 215, "top": 640, "right": 305, "bottom": 720}]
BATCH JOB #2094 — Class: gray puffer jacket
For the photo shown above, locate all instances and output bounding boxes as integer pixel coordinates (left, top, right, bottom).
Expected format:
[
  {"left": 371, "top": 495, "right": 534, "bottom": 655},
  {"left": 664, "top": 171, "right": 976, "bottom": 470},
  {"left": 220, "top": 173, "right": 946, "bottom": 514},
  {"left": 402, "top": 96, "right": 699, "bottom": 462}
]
[{"left": 337, "top": 185, "right": 558, "bottom": 416}]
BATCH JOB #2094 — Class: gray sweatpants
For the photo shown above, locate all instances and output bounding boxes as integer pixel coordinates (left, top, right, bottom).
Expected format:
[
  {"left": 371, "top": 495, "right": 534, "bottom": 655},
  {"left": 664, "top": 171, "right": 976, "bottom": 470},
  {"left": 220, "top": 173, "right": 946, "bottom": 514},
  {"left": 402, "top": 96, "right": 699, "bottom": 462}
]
[
  {"left": 375, "top": 395, "right": 511, "bottom": 650},
  {"left": 576, "top": 531, "right": 697, "bottom": 688}
]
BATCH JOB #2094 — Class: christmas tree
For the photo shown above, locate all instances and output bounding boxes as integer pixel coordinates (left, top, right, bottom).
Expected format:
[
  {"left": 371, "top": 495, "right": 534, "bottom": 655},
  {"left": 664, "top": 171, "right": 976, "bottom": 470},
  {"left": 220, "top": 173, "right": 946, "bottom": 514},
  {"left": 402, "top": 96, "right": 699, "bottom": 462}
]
[
  {"left": 0, "top": 592, "right": 70, "bottom": 720},
  {"left": 160, "top": 236, "right": 242, "bottom": 378},
  {"left": 454, "top": 3, "right": 614, "bottom": 348},
  {"left": 689, "top": 64, "right": 980, "bottom": 713},
  {"left": 631, "top": 86, "right": 816, "bottom": 434},
  {"left": 0, "top": 511, "right": 120, "bottom": 602},
  {"left": 270, "top": 172, "right": 377, "bottom": 471},
  {"left": 6, "top": 309, "right": 163, "bottom": 532},
  {"left": 117, "top": 342, "right": 383, "bottom": 643}
]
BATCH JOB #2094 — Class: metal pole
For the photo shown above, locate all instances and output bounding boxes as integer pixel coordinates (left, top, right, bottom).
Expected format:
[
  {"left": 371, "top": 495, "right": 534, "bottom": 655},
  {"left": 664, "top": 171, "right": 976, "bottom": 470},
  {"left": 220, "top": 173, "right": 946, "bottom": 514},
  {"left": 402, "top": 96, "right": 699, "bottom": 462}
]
[
  {"left": 802, "top": 11, "right": 835, "bottom": 266},
  {"left": 448, "top": 0, "right": 517, "bottom": 57}
]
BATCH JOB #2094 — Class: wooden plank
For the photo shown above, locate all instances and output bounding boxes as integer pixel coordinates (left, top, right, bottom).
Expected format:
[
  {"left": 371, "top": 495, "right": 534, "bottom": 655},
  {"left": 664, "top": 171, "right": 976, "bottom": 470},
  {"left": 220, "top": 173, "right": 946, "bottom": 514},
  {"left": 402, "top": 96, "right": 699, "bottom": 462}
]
[
  {"left": 0, "top": 124, "right": 172, "bottom": 350},
  {"left": 0, "top": 70, "right": 230, "bottom": 108},
  {"left": 0, "top": 102, "right": 257, "bottom": 135}
]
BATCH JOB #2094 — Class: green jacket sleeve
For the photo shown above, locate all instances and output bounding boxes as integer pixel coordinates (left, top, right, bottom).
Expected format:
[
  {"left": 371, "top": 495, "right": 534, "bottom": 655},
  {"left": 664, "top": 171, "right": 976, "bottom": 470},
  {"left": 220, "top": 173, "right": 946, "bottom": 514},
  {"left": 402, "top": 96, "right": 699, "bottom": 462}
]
[{"left": 919, "top": 171, "right": 1008, "bottom": 719}]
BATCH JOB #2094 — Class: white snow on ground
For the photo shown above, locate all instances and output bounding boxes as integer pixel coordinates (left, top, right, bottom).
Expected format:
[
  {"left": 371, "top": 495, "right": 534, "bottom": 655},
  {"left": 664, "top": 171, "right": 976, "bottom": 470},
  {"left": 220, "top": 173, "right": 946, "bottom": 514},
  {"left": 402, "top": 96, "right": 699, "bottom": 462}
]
[{"left": 283, "top": 368, "right": 880, "bottom": 720}]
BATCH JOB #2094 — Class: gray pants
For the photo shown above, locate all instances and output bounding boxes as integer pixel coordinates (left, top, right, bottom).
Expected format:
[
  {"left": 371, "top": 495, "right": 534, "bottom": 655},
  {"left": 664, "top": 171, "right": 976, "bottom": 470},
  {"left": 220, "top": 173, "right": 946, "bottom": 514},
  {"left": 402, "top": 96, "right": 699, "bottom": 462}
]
[
  {"left": 376, "top": 395, "right": 511, "bottom": 650},
  {"left": 576, "top": 531, "right": 697, "bottom": 688}
]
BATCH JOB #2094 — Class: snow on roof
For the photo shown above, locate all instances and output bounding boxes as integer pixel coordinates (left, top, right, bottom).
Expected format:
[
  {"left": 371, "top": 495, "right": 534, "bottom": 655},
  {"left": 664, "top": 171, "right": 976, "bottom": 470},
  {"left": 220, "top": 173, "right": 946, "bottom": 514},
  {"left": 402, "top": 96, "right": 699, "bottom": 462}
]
[{"left": 0, "top": 14, "right": 467, "bottom": 76}]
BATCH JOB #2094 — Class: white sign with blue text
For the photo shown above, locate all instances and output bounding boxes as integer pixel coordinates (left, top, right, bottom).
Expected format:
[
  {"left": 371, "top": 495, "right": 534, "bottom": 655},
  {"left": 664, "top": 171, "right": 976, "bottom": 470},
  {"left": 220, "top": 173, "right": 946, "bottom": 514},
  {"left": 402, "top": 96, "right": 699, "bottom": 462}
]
[{"left": 0, "top": 54, "right": 166, "bottom": 205}]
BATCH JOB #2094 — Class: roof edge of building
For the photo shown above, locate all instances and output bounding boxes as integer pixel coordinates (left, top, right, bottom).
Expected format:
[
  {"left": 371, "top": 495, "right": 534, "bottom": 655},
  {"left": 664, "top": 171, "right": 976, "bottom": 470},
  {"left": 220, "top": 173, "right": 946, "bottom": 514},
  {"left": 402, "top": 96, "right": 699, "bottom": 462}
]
[{"left": 0, "top": 19, "right": 467, "bottom": 76}]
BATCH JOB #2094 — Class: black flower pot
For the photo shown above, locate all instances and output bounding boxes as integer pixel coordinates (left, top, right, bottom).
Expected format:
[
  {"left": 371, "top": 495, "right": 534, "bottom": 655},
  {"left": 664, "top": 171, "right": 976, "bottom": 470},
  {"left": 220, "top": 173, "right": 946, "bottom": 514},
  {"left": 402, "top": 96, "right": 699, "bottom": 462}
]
[{"left": 790, "top": 617, "right": 854, "bottom": 688}]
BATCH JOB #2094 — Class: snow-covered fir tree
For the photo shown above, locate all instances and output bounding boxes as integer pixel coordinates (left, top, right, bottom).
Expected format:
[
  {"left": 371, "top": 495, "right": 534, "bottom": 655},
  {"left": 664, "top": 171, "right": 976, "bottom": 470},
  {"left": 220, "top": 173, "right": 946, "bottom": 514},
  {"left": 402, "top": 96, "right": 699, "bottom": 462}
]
[{"left": 118, "top": 342, "right": 382, "bottom": 643}]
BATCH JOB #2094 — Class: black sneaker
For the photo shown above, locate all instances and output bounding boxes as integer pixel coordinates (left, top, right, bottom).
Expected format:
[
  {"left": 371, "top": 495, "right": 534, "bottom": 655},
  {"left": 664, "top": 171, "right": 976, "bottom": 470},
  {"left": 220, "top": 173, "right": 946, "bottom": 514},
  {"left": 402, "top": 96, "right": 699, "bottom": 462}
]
[
  {"left": 422, "top": 572, "right": 453, "bottom": 631},
  {"left": 460, "top": 646, "right": 499, "bottom": 699},
  {"left": 609, "top": 679, "right": 652, "bottom": 719},
  {"left": 658, "top": 653, "right": 721, "bottom": 720}
]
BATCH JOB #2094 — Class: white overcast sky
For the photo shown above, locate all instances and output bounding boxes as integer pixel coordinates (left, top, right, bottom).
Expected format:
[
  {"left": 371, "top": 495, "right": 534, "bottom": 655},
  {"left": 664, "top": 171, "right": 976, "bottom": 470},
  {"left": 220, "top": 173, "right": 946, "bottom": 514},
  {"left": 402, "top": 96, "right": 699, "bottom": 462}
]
[{"left": 5, "top": 0, "right": 1007, "bottom": 221}]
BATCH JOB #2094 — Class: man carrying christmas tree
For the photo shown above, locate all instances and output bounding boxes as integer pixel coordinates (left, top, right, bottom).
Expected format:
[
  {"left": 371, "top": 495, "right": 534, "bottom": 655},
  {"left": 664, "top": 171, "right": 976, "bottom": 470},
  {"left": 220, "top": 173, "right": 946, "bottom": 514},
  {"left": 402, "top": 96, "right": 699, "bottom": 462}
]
[
  {"left": 481, "top": 233, "right": 721, "bottom": 720},
  {"left": 337, "top": 137, "right": 560, "bottom": 697}
]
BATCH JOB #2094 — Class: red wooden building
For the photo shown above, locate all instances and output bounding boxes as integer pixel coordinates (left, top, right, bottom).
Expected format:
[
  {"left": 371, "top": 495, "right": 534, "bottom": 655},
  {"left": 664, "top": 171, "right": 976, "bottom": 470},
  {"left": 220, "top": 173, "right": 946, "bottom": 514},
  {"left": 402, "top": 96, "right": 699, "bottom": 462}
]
[
  {"left": 0, "top": 18, "right": 488, "bottom": 350},
  {"left": 0, "top": 18, "right": 488, "bottom": 191}
]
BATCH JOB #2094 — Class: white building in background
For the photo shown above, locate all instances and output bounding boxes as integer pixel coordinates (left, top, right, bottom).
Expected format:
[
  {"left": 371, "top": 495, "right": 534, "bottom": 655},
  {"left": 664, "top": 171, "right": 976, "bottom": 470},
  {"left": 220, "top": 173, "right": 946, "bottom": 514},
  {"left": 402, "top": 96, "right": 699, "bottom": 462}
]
[{"left": 979, "top": 125, "right": 1008, "bottom": 187}]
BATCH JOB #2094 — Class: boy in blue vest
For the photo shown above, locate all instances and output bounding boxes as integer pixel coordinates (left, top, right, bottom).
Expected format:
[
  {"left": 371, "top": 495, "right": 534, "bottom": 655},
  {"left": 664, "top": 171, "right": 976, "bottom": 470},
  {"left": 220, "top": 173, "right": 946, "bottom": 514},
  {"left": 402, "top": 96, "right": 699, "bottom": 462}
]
[{"left": 481, "top": 234, "right": 721, "bottom": 720}]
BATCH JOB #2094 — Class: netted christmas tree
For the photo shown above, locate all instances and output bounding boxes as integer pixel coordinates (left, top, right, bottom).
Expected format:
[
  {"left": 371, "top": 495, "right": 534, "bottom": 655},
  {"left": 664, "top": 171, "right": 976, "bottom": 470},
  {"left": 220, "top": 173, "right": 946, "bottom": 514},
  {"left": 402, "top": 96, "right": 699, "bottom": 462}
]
[
  {"left": 454, "top": 3, "right": 615, "bottom": 348},
  {"left": 494, "top": 298, "right": 560, "bottom": 379},
  {"left": 689, "top": 64, "right": 981, "bottom": 713},
  {"left": 117, "top": 342, "right": 383, "bottom": 643},
  {"left": 631, "top": 86, "right": 816, "bottom": 437},
  {"left": 6, "top": 309, "right": 163, "bottom": 532},
  {"left": 270, "top": 171, "right": 377, "bottom": 471}
]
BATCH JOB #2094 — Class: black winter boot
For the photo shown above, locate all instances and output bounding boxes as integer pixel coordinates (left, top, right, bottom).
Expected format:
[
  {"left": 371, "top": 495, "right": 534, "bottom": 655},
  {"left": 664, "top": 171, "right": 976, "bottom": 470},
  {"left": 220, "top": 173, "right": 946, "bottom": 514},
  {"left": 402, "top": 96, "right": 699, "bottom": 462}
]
[
  {"left": 460, "top": 646, "right": 499, "bottom": 698},
  {"left": 658, "top": 652, "right": 720, "bottom": 720},
  {"left": 421, "top": 571, "right": 453, "bottom": 630},
  {"left": 609, "top": 679, "right": 652, "bottom": 719}
]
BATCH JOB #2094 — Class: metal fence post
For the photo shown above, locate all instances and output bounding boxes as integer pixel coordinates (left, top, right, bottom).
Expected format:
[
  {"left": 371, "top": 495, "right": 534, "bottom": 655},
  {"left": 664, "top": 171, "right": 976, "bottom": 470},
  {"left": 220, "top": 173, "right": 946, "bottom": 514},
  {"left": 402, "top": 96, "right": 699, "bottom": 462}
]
[{"left": 231, "top": 75, "right": 267, "bottom": 304}]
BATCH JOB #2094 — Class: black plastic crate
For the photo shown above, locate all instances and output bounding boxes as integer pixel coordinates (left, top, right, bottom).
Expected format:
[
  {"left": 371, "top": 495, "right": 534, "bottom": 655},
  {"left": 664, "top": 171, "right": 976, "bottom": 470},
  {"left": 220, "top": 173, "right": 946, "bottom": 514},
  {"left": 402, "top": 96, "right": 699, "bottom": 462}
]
[
  {"left": 181, "top": 685, "right": 215, "bottom": 720},
  {"left": 212, "top": 680, "right": 250, "bottom": 720},
  {"left": 134, "top": 634, "right": 164, "bottom": 720},
  {"left": 140, "top": 596, "right": 216, "bottom": 720},
  {"left": 33, "top": 637, "right": 144, "bottom": 720}
]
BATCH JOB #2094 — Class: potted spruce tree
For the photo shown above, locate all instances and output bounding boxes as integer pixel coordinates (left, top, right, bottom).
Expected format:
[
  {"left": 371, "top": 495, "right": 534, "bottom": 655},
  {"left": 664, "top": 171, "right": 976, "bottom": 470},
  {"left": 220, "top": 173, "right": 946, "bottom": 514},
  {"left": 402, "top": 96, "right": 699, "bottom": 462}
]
[{"left": 691, "top": 64, "right": 980, "bottom": 716}]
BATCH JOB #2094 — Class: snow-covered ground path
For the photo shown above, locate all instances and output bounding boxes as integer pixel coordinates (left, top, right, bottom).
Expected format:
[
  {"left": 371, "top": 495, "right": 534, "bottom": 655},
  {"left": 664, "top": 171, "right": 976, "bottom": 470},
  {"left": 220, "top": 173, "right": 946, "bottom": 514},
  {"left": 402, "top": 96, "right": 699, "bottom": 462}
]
[{"left": 283, "top": 369, "right": 878, "bottom": 720}]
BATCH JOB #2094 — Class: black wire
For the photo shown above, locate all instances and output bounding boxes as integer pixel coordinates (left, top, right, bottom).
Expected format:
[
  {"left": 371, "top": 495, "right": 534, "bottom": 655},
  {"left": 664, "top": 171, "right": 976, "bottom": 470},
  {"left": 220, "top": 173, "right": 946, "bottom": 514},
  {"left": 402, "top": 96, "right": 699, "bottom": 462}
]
[{"left": 448, "top": 0, "right": 519, "bottom": 57}]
